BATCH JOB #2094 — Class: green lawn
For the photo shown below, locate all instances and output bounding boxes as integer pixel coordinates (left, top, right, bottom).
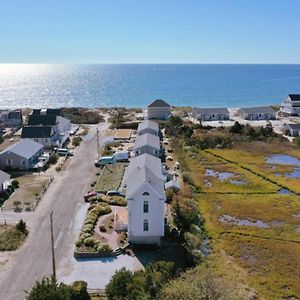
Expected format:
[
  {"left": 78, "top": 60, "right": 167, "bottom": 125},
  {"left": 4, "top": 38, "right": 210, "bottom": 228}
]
[{"left": 94, "top": 163, "right": 125, "bottom": 193}]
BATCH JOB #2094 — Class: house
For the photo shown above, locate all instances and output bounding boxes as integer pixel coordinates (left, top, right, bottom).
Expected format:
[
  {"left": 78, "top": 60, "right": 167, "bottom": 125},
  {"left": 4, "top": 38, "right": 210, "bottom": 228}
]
[
  {"left": 165, "top": 180, "right": 181, "bottom": 192},
  {"left": 126, "top": 164, "right": 165, "bottom": 245},
  {"left": 0, "top": 110, "right": 23, "bottom": 127},
  {"left": 0, "top": 170, "right": 11, "bottom": 192},
  {"left": 281, "top": 94, "right": 300, "bottom": 116},
  {"left": 137, "top": 120, "right": 159, "bottom": 136},
  {"left": 238, "top": 106, "right": 276, "bottom": 120},
  {"left": 0, "top": 139, "right": 44, "bottom": 171},
  {"left": 134, "top": 133, "right": 161, "bottom": 157},
  {"left": 21, "top": 126, "right": 59, "bottom": 148},
  {"left": 191, "top": 107, "right": 230, "bottom": 122},
  {"left": 126, "top": 153, "right": 165, "bottom": 181},
  {"left": 283, "top": 123, "right": 300, "bottom": 137},
  {"left": 25, "top": 112, "right": 71, "bottom": 147},
  {"left": 28, "top": 114, "right": 71, "bottom": 138},
  {"left": 146, "top": 99, "right": 171, "bottom": 120},
  {"left": 31, "top": 108, "right": 61, "bottom": 116}
]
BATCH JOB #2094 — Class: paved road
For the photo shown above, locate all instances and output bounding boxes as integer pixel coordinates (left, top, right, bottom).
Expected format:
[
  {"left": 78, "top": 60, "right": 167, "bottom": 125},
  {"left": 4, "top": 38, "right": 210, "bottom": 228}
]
[{"left": 0, "top": 122, "right": 110, "bottom": 300}]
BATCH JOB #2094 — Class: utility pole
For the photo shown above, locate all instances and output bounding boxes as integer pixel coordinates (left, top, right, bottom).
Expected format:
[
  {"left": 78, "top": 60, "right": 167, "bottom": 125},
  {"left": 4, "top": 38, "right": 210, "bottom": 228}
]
[
  {"left": 50, "top": 211, "right": 56, "bottom": 280},
  {"left": 96, "top": 128, "right": 100, "bottom": 157}
]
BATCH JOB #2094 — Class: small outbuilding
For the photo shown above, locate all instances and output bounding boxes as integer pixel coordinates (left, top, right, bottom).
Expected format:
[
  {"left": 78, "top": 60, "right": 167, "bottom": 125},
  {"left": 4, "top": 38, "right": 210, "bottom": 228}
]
[
  {"left": 165, "top": 180, "right": 180, "bottom": 192},
  {"left": 238, "top": 106, "right": 276, "bottom": 120},
  {"left": 0, "top": 170, "right": 11, "bottom": 192},
  {"left": 283, "top": 123, "right": 300, "bottom": 137}
]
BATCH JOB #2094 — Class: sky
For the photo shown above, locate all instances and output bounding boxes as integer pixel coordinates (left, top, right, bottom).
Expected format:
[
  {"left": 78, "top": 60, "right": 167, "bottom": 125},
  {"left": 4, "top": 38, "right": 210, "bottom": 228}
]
[{"left": 1, "top": 0, "right": 300, "bottom": 64}]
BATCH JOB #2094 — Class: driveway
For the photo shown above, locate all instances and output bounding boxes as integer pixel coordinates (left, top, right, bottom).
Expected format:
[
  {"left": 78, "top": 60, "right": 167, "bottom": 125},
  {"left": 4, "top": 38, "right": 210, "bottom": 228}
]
[{"left": 0, "top": 121, "right": 116, "bottom": 300}]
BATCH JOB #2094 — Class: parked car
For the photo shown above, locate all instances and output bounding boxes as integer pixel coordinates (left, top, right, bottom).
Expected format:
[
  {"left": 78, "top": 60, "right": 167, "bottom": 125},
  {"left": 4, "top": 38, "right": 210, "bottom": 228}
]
[
  {"left": 56, "top": 148, "right": 73, "bottom": 156},
  {"left": 84, "top": 191, "right": 97, "bottom": 202},
  {"left": 106, "top": 190, "right": 125, "bottom": 197},
  {"left": 95, "top": 156, "right": 115, "bottom": 167},
  {"left": 113, "top": 151, "right": 129, "bottom": 162},
  {"left": 166, "top": 156, "right": 173, "bottom": 161}
]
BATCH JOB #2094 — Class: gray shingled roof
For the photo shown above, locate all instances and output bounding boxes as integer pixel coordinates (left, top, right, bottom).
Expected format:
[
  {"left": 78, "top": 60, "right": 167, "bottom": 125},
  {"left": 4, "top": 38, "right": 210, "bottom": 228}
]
[
  {"left": 287, "top": 123, "right": 300, "bottom": 130},
  {"left": 289, "top": 94, "right": 300, "bottom": 101},
  {"left": 0, "top": 170, "right": 10, "bottom": 183},
  {"left": 193, "top": 107, "right": 229, "bottom": 114},
  {"left": 240, "top": 106, "right": 276, "bottom": 114},
  {"left": 0, "top": 139, "right": 43, "bottom": 159},
  {"left": 134, "top": 133, "right": 160, "bottom": 150},
  {"left": 165, "top": 180, "right": 180, "bottom": 190},
  {"left": 126, "top": 165, "right": 165, "bottom": 199},
  {"left": 127, "top": 153, "right": 163, "bottom": 180},
  {"left": 28, "top": 115, "right": 57, "bottom": 126},
  {"left": 32, "top": 109, "right": 61, "bottom": 116},
  {"left": 21, "top": 126, "right": 53, "bottom": 138},
  {"left": 148, "top": 99, "right": 171, "bottom": 108},
  {"left": 137, "top": 120, "right": 159, "bottom": 133}
]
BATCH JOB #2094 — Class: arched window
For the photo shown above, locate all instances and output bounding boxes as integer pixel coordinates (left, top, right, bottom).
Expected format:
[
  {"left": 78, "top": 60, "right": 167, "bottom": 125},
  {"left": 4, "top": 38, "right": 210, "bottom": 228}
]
[
  {"left": 142, "top": 191, "right": 149, "bottom": 196},
  {"left": 143, "top": 219, "right": 149, "bottom": 231},
  {"left": 143, "top": 200, "right": 149, "bottom": 213}
]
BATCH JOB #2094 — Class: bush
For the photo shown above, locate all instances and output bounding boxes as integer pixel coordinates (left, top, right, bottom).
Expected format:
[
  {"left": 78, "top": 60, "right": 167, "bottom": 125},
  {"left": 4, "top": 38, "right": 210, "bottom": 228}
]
[
  {"left": 72, "top": 136, "right": 82, "bottom": 147},
  {"left": 97, "top": 244, "right": 112, "bottom": 254},
  {"left": 16, "top": 219, "right": 27, "bottom": 234},
  {"left": 11, "top": 179, "right": 19, "bottom": 189},
  {"left": 99, "top": 225, "right": 106, "bottom": 232},
  {"left": 48, "top": 153, "right": 59, "bottom": 165},
  {"left": 84, "top": 237, "right": 96, "bottom": 247}
]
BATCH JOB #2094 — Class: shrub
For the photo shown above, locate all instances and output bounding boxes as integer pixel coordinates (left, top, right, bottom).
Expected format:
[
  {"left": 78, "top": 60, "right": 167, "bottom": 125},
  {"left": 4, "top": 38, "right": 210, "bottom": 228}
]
[
  {"left": 99, "top": 225, "right": 106, "bottom": 232},
  {"left": 97, "top": 244, "right": 112, "bottom": 254},
  {"left": 16, "top": 219, "right": 27, "bottom": 234},
  {"left": 72, "top": 136, "right": 82, "bottom": 147},
  {"left": 48, "top": 153, "right": 59, "bottom": 165},
  {"left": 84, "top": 237, "right": 96, "bottom": 247},
  {"left": 11, "top": 179, "right": 19, "bottom": 189}
]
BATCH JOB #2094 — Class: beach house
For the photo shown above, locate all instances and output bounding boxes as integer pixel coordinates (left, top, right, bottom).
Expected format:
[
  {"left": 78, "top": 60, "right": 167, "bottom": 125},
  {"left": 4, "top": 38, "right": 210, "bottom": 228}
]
[
  {"left": 280, "top": 94, "right": 300, "bottom": 116},
  {"left": 126, "top": 162, "right": 165, "bottom": 245},
  {"left": 238, "top": 106, "right": 276, "bottom": 120},
  {"left": 134, "top": 133, "right": 161, "bottom": 157},
  {"left": 146, "top": 99, "right": 171, "bottom": 120},
  {"left": 137, "top": 120, "right": 159, "bottom": 136},
  {"left": 21, "top": 126, "right": 59, "bottom": 148},
  {"left": 0, "top": 139, "right": 44, "bottom": 171},
  {"left": 0, "top": 110, "right": 23, "bottom": 128},
  {"left": 191, "top": 107, "right": 230, "bottom": 122}
]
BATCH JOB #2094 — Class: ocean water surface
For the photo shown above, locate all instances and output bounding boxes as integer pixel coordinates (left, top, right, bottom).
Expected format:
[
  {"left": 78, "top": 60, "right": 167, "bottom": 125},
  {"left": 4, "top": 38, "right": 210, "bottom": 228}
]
[{"left": 0, "top": 64, "right": 300, "bottom": 109}]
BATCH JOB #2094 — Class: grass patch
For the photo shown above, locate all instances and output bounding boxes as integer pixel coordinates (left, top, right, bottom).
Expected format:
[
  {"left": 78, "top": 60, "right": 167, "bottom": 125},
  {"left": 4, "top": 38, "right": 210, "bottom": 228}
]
[
  {"left": 94, "top": 164, "right": 125, "bottom": 193},
  {"left": 0, "top": 224, "right": 28, "bottom": 251}
]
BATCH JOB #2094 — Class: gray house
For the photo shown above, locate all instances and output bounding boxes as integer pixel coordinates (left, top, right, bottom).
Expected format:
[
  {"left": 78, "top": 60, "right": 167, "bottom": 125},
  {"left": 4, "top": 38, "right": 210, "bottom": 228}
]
[
  {"left": 0, "top": 139, "right": 44, "bottom": 171},
  {"left": 284, "top": 123, "right": 300, "bottom": 137},
  {"left": 0, "top": 110, "right": 23, "bottom": 127},
  {"left": 0, "top": 170, "right": 11, "bottom": 192},
  {"left": 134, "top": 133, "right": 161, "bottom": 157},
  {"left": 191, "top": 107, "right": 230, "bottom": 121},
  {"left": 137, "top": 120, "right": 159, "bottom": 136},
  {"left": 147, "top": 99, "right": 171, "bottom": 120},
  {"left": 238, "top": 106, "right": 276, "bottom": 120}
]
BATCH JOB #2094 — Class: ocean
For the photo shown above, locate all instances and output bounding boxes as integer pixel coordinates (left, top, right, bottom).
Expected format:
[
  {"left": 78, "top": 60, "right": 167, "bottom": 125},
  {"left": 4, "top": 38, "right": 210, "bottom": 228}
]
[{"left": 0, "top": 64, "right": 300, "bottom": 109}]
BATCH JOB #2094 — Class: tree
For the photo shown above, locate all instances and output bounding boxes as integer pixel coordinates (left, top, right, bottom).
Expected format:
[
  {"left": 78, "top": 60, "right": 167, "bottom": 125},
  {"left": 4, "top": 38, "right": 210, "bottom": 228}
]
[
  {"left": 293, "top": 136, "right": 300, "bottom": 148},
  {"left": 26, "top": 277, "right": 90, "bottom": 300},
  {"left": 11, "top": 179, "right": 19, "bottom": 189},
  {"left": 105, "top": 268, "right": 134, "bottom": 300},
  {"left": 229, "top": 121, "right": 244, "bottom": 134},
  {"left": 16, "top": 219, "right": 27, "bottom": 234}
]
